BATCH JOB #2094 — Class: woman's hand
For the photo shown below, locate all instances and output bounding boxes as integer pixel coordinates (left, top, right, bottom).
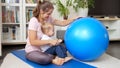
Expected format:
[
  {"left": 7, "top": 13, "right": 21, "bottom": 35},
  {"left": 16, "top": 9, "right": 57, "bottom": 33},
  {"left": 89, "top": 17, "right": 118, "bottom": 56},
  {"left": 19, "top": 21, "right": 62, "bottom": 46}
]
[{"left": 72, "top": 16, "right": 83, "bottom": 21}]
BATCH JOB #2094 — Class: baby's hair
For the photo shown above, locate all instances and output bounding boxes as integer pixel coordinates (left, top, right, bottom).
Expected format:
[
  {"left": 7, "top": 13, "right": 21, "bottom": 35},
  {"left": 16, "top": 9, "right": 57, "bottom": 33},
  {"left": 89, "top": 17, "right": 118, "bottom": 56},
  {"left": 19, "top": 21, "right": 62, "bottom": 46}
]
[
  {"left": 41, "top": 23, "right": 54, "bottom": 34},
  {"left": 33, "top": 0, "right": 54, "bottom": 18}
]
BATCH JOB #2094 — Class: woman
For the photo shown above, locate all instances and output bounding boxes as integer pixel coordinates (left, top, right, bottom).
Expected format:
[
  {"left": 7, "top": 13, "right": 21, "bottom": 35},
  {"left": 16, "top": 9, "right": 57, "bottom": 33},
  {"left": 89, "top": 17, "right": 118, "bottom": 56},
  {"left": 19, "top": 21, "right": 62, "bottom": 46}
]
[{"left": 25, "top": 0, "right": 77, "bottom": 65}]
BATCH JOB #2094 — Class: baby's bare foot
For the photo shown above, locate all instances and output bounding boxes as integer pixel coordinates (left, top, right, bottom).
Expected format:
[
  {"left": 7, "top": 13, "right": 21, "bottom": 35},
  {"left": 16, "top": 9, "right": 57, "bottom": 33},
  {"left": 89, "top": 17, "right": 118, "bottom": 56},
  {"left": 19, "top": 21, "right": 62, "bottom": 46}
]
[{"left": 64, "top": 57, "right": 72, "bottom": 62}]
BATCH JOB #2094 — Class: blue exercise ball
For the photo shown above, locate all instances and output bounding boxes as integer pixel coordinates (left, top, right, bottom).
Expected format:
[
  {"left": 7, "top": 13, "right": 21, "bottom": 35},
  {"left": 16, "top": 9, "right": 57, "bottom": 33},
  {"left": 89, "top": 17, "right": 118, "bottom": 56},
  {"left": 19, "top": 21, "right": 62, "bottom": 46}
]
[{"left": 64, "top": 17, "right": 109, "bottom": 61}]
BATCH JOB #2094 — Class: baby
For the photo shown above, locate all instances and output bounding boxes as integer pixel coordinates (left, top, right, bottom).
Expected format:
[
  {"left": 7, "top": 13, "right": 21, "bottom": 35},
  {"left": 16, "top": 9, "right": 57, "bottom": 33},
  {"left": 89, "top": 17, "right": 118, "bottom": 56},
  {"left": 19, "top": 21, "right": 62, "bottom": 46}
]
[{"left": 41, "top": 22, "right": 72, "bottom": 65}]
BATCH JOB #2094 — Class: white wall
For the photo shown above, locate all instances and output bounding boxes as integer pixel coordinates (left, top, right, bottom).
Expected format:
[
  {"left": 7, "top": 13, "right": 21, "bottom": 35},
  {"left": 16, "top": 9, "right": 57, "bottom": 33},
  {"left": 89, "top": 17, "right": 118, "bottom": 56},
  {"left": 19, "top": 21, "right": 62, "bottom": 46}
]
[{"left": 51, "top": 1, "right": 79, "bottom": 38}]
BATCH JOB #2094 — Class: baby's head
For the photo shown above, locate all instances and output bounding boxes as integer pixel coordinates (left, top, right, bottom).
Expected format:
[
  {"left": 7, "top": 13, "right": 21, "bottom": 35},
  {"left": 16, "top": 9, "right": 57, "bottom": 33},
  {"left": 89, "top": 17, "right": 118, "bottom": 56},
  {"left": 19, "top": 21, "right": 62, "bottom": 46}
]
[{"left": 41, "top": 23, "right": 54, "bottom": 37}]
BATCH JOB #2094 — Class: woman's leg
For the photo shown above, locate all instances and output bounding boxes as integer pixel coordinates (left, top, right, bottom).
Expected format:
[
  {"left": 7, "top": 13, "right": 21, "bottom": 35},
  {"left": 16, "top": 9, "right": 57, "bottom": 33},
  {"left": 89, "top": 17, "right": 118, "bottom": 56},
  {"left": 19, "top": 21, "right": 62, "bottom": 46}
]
[{"left": 26, "top": 51, "right": 54, "bottom": 65}]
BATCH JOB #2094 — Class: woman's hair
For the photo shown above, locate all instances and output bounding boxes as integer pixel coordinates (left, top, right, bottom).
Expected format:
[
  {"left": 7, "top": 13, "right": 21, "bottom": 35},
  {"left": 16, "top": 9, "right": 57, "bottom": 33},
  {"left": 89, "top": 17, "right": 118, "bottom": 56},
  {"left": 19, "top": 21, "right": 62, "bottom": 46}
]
[
  {"left": 33, "top": 0, "right": 54, "bottom": 18},
  {"left": 41, "top": 23, "right": 54, "bottom": 34}
]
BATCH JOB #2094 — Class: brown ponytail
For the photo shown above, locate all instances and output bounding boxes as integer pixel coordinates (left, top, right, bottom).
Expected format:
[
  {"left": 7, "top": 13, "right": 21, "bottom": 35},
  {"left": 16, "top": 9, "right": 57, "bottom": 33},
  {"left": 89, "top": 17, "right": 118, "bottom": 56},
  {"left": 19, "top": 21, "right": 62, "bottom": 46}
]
[{"left": 33, "top": 0, "right": 54, "bottom": 18}]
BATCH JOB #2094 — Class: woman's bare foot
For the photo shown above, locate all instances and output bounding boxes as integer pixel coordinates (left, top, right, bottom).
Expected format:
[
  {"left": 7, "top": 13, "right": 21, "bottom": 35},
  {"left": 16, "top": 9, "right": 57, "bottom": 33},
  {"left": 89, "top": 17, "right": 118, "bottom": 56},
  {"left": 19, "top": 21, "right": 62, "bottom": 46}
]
[
  {"left": 64, "top": 57, "right": 72, "bottom": 62},
  {"left": 52, "top": 59, "right": 59, "bottom": 65}
]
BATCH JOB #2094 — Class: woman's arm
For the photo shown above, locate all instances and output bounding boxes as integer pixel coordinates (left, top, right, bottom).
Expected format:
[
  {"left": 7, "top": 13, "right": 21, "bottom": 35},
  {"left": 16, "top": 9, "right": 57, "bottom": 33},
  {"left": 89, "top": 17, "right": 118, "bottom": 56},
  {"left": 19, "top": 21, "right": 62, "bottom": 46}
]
[
  {"left": 53, "top": 17, "right": 81, "bottom": 26},
  {"left": 29, "top": 30, "right": 58, "bottom": 46},
  {"left": 53, "top": 18, "right": 74, "bottom": 26}
]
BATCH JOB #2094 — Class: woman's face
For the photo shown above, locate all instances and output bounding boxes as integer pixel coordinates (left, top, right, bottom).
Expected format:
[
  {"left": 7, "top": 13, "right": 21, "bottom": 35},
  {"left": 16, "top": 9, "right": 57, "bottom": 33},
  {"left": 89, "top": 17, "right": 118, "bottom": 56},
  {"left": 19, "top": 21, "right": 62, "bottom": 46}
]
[{"left": 40, "top": 9, "right": 53, "bottom": 20}]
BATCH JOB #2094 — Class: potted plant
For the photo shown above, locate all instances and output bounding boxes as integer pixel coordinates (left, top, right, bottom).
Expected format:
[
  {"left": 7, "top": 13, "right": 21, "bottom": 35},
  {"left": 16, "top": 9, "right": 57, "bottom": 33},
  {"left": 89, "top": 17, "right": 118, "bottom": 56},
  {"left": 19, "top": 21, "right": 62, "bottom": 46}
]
[
  {"left": 66, "top": 0, "right": 94, "bottom": 11},
  {"left": 54, "top": 0, "right": 70, "bottom": 20},
  {"left": 66, "top": 0, "right": 94, "bottom": 17},
  {"left": 53, "top": 0, "right": 94, "bottom": 19}
]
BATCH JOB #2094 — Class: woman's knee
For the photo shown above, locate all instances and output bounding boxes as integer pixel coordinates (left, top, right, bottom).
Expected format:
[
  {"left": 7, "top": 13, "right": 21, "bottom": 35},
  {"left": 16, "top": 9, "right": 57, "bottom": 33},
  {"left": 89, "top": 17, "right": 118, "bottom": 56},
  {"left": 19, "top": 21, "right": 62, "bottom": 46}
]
[
  {"left": 39, "top": 54, "right": 53, "bottom": 64},
  {"left": 26, "top": 51, "right": 54, "bottom": 65}
]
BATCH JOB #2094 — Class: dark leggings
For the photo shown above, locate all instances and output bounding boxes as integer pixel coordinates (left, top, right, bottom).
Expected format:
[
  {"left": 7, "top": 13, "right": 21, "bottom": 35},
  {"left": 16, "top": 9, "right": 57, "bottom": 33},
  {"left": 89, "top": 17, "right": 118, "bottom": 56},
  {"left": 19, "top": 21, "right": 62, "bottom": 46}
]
[
  {"left": 26, "top": 45, "right": 67, "bottom": 65},
  {"left": 26, "top": 51, "right": 54, "bottom": 65}
]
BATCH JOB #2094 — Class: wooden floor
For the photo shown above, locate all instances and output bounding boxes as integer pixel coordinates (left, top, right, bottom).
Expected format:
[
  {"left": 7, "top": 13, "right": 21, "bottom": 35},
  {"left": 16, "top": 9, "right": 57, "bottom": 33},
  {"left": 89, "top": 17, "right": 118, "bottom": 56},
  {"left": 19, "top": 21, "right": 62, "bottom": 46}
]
[{"left": 0, "top": 41, "right": 120, "bottom": 66}]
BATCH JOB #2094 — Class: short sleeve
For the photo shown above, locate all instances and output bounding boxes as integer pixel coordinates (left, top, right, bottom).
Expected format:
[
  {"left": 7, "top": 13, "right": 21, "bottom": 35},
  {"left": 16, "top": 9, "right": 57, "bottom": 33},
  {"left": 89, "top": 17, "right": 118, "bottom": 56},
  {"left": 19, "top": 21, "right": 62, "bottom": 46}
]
[{"left": 28, "top": 17, "right": 39, "bottom": 31}]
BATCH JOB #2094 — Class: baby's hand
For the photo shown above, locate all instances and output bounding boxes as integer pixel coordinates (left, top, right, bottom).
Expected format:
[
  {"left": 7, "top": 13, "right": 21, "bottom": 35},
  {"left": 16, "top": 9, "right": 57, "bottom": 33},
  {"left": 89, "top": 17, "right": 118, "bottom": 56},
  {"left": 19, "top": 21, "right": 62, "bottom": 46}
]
[
  {"left": 57, "top": 39, "right": 62, "bottom": 45},
  {"left": 49, "top": 39, "right": 58, "bottom": 46},
  {"left": 58, "top": 39, "right": 62, "bottom": 43},
  {"left": 49, "top": 39, "right": 62, "bottom": 46}
]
